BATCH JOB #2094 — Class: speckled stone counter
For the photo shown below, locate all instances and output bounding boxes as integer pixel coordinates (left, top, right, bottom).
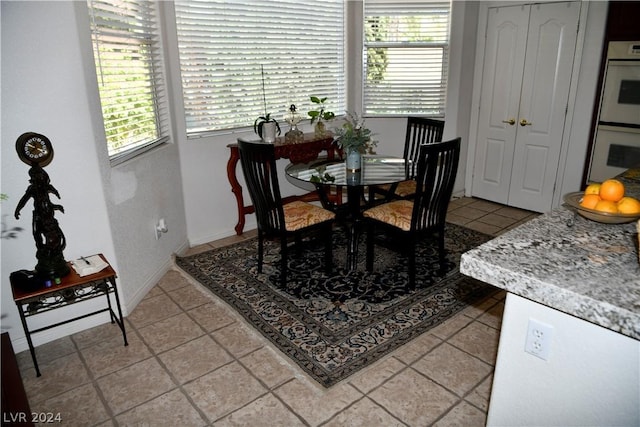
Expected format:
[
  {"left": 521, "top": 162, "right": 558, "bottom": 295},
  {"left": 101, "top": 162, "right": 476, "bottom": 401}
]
[{"left": 460, "top": 172, "right": 640, "bottom": 340}]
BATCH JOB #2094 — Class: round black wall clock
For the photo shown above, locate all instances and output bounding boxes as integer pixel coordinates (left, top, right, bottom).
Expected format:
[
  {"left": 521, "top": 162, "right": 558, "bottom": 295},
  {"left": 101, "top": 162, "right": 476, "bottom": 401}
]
[{"left": 16, "top": 132, "right": 54, "bottom": 167}]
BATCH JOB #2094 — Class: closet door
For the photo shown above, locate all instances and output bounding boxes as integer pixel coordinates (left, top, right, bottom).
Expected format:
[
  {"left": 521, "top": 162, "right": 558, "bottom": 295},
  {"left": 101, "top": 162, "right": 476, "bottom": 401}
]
[
  {"left": 472, "top": 2, "right": 580, "bottom": 212},
  {"left": 471, "top": 5, "right": 529, "bottom": 205},
  {"left": 507, "top": 2, "right": 580, "bottom": 211}
]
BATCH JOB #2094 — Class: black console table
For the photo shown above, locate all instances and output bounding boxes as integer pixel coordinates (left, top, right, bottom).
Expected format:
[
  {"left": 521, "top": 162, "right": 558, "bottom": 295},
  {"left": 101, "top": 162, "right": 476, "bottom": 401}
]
[{"left": 10, "top": 254, "right": 127, "bottom": 377}]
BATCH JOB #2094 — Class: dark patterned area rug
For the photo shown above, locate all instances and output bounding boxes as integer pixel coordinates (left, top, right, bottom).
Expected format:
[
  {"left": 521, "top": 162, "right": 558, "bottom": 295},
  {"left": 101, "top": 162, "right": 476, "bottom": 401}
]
[{"left": 175, "top": 223, "right": 493, "bottom": 387}]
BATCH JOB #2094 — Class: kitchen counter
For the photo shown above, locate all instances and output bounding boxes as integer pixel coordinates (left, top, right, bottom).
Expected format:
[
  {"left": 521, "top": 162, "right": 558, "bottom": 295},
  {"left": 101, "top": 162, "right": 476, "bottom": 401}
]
[
  {"left": 460, "top": 169, "right": 640, "bottom": 426},
  {"left": 461, "top": 170, "right": 640, "bottom": 340}
]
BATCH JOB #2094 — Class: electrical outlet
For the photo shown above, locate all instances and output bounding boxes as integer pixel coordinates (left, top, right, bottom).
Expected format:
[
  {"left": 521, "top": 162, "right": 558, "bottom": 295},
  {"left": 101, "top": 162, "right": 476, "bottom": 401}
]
[{"left": 525, "top": 318, "right": 553, "bottom": 361}]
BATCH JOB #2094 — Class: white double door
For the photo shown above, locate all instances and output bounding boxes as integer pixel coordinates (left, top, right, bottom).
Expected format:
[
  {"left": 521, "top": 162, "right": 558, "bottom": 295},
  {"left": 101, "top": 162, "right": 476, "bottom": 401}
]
[{"left": 471, "top": 2, "right": 580, "bottom": 212}]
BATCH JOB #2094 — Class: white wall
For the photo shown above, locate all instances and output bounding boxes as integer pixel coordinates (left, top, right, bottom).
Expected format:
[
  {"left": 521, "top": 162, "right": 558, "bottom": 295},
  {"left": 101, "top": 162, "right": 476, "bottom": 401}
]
[
  {"left": 488, "top": 293, "right": 639, "bottom": 426},
  {"left": 1, "top": 1, "right": 188, "bottom": 352}
]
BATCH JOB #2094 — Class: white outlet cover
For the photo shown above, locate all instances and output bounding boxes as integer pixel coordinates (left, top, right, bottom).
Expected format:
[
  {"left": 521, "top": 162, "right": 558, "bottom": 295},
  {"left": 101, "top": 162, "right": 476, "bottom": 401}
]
[{"left": 525, "top": 318, "right": 554, "bottom": 361}]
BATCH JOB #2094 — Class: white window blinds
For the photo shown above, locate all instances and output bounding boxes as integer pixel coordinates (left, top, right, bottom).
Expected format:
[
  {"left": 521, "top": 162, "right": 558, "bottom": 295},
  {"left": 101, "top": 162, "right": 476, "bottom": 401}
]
[
  {"left": 174, "top": 0, "right": 346, "bottom": 136},
  {"left": 363, "top": 0, "right": 450, "bottom": 117},
  {"left": 88, "top": 0, "right": 169, "bottom": 161}
]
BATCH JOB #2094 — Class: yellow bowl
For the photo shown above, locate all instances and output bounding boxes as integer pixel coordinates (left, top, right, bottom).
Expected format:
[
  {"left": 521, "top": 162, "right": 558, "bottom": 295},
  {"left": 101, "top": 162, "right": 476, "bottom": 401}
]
[{"left": 563, "top": 192, "right": 640, "bottom": 224}]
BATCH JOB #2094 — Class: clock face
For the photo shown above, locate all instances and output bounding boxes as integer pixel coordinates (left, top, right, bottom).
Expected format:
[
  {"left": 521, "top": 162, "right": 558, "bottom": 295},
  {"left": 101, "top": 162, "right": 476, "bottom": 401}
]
[{"left": 16, "top": 132, "right": 54, "bottom": 166}]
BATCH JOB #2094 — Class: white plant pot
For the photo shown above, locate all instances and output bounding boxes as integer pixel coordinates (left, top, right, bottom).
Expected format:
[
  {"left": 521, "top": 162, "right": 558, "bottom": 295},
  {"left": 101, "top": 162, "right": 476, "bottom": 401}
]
[{"left": 262, "top": 122, "right": 277, "bottom": 143}]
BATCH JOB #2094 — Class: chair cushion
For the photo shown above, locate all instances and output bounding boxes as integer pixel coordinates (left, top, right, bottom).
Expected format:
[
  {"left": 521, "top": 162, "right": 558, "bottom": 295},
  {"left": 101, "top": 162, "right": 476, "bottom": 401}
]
[
  {"left": 283, "top": 201, "right": 335, "bottom": 231},
  {"left": 393, "top": 180, "right": 416, "bottom": 197},
  {"left": 363, "top": 200, "right": 414, "bottom": 231}
]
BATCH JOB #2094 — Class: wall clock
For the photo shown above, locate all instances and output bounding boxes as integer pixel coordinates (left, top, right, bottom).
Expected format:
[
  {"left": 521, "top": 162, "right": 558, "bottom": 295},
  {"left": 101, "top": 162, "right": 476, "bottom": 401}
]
[{"left": 16, "top": 132, "right": 54, "bottom": 167}]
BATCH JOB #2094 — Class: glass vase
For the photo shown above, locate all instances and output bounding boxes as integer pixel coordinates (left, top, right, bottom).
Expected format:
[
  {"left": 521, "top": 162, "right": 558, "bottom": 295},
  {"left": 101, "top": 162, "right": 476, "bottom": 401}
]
[{"left": 346, "top": 148, "right": 362, "bottom": 172}]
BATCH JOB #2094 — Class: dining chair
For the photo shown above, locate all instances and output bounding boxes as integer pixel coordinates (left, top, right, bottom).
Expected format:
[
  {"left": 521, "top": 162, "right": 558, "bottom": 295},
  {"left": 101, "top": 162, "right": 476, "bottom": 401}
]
[
  {"left": 238, "top": 140, "right": 336, "bottom": 285},
  {"left": 363, "top": 137, "right": 461, "bottom": 289},
  {"left": 369, "top": 117, "right": 445, "bottom": 203}
]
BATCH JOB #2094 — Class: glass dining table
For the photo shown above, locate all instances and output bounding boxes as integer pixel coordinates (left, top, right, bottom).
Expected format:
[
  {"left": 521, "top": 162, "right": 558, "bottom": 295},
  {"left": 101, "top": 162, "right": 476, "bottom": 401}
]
[{"left": 285, "top": 155, "right": 408, "bottom": 270}]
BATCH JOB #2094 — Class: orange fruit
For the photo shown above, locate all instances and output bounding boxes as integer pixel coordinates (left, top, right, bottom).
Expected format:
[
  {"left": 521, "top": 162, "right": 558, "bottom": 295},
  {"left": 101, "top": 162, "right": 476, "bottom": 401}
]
[
  {"left": 617, "top": 197, "right": 640, "bottom": 214},
  {"left": 599, "top": 179, "right": 625, "bottom": 202},
  {"left": 580, "top": 194, "right": 601, "bottom": 209},
  {"left": 584, "top": 183, "right": 601, "bottom": 195},
  {"left": 594, "top": 200, "right": 619, "bottom": 214}
]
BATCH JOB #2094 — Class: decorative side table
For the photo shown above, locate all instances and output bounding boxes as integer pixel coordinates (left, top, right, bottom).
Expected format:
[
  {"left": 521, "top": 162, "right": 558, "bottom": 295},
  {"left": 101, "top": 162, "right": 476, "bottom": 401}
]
[
  {"left": 10, "top": 254, "right": 127, "bottom": 377},
  {"left": 227, "top": 133, "right": 338, "bottom": 235}
]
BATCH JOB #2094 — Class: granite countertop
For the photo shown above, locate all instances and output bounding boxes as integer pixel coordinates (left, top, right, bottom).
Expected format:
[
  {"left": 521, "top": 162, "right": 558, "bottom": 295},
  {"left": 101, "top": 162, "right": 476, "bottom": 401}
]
[{"left": 460, "top": 170, "right": 640, "bottom": 340}]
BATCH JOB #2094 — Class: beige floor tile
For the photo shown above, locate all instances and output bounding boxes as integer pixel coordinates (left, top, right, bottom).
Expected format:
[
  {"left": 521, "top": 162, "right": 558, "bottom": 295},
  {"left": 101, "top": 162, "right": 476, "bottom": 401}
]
[
  {"left": 461, "top": 293, "right": 502, "bottom": 320},
  {"left": 478, "top": 213, "right": 520, "bottom": 228},
  {"left": 115, "top": 389, "right": 206, "bottom": 427},
  {"left": 21, "top": 352, "right": 90, "bottom": 405},
  {"left": 465, "top": 375, "right": 494, "bottom": 412},
  {"left": 467, "top": 199, "right": 503, "bottom": 212},
  {"left": 368, "top": 368, "right": 458, "bottom": 426},
  {"left": 433, "top": 400, "right": 486, "bottom": 427},
  {"left": 17, "top": 336, "right": 76, "bottom": 372},
  {"left": 211, "top": 323, "right": 264, "bottom": 358},
  {"left": 71, "top": 320, "right": 128, "bottom": 350},
  {"left": 142, "top": 285, "right": 165, "bottom": 300},
  {"left": 430, "top": 312, "right": 473, "bottom": 340},
  {"left": 137, "top": 312, "right": 204, "bottom": 353},
  {"left": 446, "top": 212, "right": 472, "bottom": 226},
  {"left": 274, "top": 378, "right": 363, "bottom": 426},
  {"left": 208, "top": 234, "right": 250, "bottom": 248},
  {"left": 187, "top": 301, "right": 237, "bottom": 332},
  {"left": 81, "top": 333, "right": 151, "bottom": 378},
  {"left": 167, "top": 281, "right": 214, "bottom": 311},
  {"left": 452, "top": 206, "right": 488, "bottom": 221},
  {"left": 29, "top": 383, "right": 109, "bottom": 426},
  {"left": 97, "top": 357, "right": 176, "bottom": 415},
  {"left": 476, "top": 300, "right": 504, "bottom": 330},
  {"left": 183, "top": 361, "right": 266, "bottom": 423},
  {"left": 213, "top": 393, "right": 305, "bottom": 427},
  {"left": 126, "top": 293, "right": 182, "bottom": 328},
  {"left": 182, "top": 243, "right": 215, "bottom": 256},
  {"left": 157, "top": 269, "right": 192, "bottom": 292},
  {"left": 392, "top": 331, "right": 442, "bottom": 364},
  {"left": 448, "top": 321, "right": 501, "bottom": 365},
  {"left": 159, "top": 335, "right": 233, "bottom": 384},
  {"left": 347, "top": 356, "right": 406, "bottom": 394},
  {"left": 239, "top": 347, "right": 296, "bottom": 389},
  {"left": 495, "top": 206, "right": 537, "bottom": 220},
  {"left": 324, "top": 397, "right": 405, "bottom": 427},
  {"left": 464, "top": 220, "right": 503, "bottom": 236},
  {"left": 412, "top": 342, "right": 492, "bottom": 396}
]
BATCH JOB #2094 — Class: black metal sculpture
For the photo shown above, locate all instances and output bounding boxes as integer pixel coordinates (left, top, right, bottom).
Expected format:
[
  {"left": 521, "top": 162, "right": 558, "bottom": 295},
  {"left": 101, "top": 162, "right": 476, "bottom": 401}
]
[{"left": 14, "top": 133, "right": 70, "bottom": 279}]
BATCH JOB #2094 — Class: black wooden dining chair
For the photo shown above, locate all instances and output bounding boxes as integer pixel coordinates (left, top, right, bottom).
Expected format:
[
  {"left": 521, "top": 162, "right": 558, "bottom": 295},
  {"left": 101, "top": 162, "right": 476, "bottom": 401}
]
[
  {"left": 238, "top": 140, "right": 336, "bottom": 285},
  {"left": 369, "top": 117, "right": 445, "bottom": 203},
  {"left": 363, "top": 137, "right": 461, "bottom": 289}
]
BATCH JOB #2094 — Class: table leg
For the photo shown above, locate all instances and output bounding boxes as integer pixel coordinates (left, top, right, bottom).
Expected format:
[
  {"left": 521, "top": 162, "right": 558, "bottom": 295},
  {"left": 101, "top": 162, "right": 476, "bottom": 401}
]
[
  {"left": 17, "top": 308, "right": 40, "bottom": 377},
  {"left": 346, "top": 186, "right": 364, "bottom": 271},
  {"left": 227, "top": 146, "right": 246, "bottom": 235},
  {"left": 108, "top": 277, "right": 128, "bottom": 347}
]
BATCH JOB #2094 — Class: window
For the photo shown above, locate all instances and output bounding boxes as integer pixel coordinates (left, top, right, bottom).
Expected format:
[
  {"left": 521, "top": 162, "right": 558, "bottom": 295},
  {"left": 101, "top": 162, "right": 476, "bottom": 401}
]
[
  {"left": 363, "top": 0, "right": 450, "bottom": 117},
  {"left": 174, "top": 0, "right": 346, "bottom": 137},
  {"left": 88, "top": 0, "right": 170, "bottom": 162}
]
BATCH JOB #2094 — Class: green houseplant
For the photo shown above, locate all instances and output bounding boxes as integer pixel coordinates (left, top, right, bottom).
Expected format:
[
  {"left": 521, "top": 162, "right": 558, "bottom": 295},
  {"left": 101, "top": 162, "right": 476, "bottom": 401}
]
[
  {"left": 333, "top": 112, "right": 376, "bottom": 171},
  {"left": 307, "top": 96, "right": 335, "bottom": 137},
  {"left": 253, "top": 66, "right": 281, "bottom": 143}
]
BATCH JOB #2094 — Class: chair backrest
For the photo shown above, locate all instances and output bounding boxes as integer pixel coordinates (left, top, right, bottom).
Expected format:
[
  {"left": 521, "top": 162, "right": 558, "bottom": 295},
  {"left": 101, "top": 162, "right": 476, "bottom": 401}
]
[
  {"left": 411, "top": 137, "right": 461, "bottom": 232},
  {"left": 237, "top": 140, "right": 286, "bottom": 234},
  {"left": 404, "top": 117, "right": 445, "bottom": 179}
]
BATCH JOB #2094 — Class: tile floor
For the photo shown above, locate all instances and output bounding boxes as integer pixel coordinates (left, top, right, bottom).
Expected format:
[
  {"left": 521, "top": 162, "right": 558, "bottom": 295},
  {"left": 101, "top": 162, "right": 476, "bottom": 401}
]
[{"left": 15, "top": 197, "right": 539, "bottom": 426}]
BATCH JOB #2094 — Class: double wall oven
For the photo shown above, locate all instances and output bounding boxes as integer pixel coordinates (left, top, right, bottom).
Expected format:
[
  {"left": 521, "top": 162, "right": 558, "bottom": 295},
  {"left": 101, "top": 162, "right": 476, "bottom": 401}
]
[{"left": 588, "top": 41, "right": 640, "bottom": 182}]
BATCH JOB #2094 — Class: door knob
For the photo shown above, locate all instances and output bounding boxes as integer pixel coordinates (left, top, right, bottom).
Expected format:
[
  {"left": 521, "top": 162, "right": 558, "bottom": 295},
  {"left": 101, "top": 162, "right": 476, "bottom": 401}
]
[
  {"left": 502, "top": 118, "right": 515, "bottom": 125},
  {"left": 520, "top": 119, "right": 532, "bottom": 126}
]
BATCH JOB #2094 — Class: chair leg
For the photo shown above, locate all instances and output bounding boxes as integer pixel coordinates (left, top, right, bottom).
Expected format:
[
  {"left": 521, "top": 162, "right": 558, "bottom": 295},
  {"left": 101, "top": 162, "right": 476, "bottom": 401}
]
[
  {"left": 280, "top": 237, "right": 288, "bottom": 286},
  {"left": 257, "top": 231, "right": 264, "bottom": 273},
  {"left": 324, "top": 223, "right": 332, "bottom": 275},
  {"left": 365, "top": 222, "right": 374, "bottom": 272},
  {"left": 408, "top": 237, "right": 416, "bottom": 290}
]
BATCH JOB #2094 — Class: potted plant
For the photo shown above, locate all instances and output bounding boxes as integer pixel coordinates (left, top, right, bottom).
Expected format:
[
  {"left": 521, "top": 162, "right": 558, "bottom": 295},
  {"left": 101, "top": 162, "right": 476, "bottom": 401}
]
[
  {"left": 307, "top": 96, "right": 335, "bottom": 137},
  {"left": 333, "top": 111, "right": 377, "bottom": 171},
  {"left": 254, "top": 113, "right": 281, "bottom": 143},
  {"left": 253, "top": 65, "right": 281, "bottom": 143}
]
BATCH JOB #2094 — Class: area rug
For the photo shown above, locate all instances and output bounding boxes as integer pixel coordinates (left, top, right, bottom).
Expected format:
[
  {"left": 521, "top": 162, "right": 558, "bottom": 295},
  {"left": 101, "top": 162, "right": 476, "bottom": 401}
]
[{"left": 175, "top": 223, "right": 493, "bottom": 387}]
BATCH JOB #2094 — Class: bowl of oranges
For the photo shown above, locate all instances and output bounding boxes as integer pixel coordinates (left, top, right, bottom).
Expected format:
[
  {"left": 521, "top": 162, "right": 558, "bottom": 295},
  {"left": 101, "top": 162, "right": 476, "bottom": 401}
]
[{"left": 563, "top": 179, "right": 640, "bottom": 224}]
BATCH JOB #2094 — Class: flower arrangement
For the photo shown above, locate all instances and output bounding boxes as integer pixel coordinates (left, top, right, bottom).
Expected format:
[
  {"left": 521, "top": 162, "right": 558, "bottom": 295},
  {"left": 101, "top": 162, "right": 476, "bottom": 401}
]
[
  {"left": 333, "top": 111, "right": 377, "bottom": 154},
  {"left": 253, "top": 66, "right": 281, "bottom": 140}
]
